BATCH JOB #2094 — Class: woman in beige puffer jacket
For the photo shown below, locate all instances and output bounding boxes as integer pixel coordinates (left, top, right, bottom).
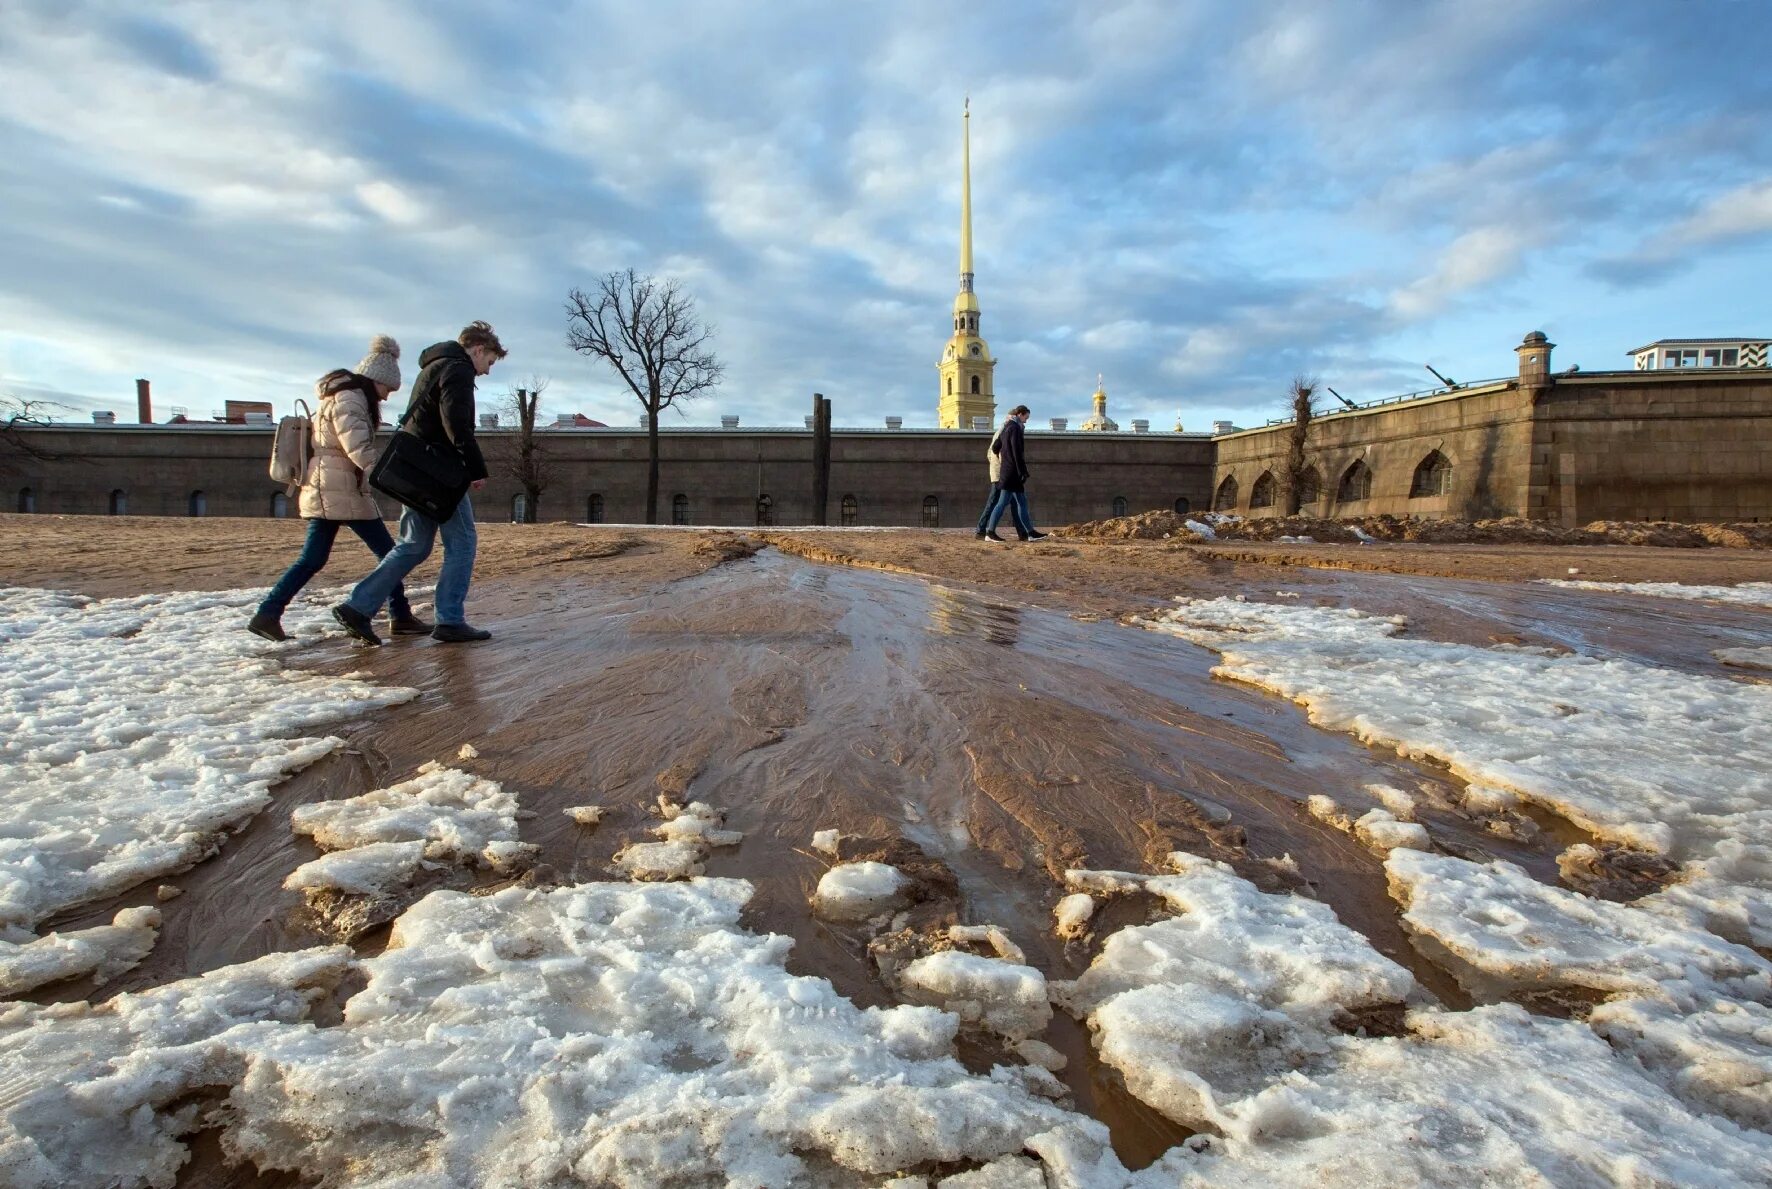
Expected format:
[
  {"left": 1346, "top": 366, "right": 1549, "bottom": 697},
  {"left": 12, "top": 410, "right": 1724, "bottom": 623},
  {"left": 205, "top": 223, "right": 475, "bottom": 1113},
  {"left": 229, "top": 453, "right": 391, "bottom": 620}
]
[{"left": 248, "top": 337, "right": 430, "bottom": 642}]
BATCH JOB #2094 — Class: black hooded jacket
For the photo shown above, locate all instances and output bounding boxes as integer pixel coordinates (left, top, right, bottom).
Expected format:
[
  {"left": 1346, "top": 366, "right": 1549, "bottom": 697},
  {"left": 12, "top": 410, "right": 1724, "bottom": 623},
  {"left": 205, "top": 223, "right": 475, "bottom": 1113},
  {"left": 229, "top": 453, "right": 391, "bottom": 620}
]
[
  {"left": 398, "top": 341, "right": 489, "bottom": 483},
  {"left": 992, "top": 416, "right": 1029, "bottom": 492}
]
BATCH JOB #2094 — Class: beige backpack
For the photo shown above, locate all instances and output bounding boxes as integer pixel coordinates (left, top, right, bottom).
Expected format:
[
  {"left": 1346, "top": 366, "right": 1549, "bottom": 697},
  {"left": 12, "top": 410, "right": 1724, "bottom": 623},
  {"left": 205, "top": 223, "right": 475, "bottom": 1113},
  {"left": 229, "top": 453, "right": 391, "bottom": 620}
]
[{"left": 268, "top": 399, "right": 314, "bottom": 494}]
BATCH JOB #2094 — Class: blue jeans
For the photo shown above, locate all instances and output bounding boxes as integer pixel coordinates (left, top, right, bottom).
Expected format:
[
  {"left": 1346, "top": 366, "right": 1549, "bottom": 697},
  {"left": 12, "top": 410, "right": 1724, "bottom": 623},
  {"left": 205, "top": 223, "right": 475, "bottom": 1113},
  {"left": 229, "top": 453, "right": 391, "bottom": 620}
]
[
  {"left": 986, "top": 488, "right": 1036, "bottom": 536},
  {"left": 976, "top": 482, "right": 1031, "bottom": 536},
  {"left": 260, "top": 519, "right": 412, "bottom": 620},
  {"left": 345, "top": 497, "right": 477, "bottom": 626}
]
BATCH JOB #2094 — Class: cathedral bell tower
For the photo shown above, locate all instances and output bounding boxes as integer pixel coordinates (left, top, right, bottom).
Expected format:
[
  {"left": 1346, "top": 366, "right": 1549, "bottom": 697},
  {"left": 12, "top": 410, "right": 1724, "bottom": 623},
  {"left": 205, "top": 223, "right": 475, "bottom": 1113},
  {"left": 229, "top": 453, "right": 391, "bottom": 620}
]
[{"left": 938, "top": 100, "right": 997, "bottom": 429}]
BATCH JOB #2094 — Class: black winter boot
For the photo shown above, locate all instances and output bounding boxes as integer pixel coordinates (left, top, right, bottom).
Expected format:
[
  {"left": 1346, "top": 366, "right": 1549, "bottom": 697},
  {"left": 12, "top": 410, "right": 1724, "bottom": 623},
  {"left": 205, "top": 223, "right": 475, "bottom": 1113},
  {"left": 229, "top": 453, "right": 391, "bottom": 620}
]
[
  {"left": 331, "top": 603, "right": 383, "bottom": 646},
  {"left": 247, "top": 613, "right": 288, "bottom": 642}
]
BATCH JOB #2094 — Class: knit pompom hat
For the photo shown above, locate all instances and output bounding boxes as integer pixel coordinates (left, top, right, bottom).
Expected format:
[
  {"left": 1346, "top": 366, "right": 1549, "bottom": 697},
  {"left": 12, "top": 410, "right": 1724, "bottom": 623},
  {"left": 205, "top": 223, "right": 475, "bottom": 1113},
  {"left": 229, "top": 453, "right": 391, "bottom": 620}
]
[{"left": 355, "top": 334, "right": 401, "bottom": 390}]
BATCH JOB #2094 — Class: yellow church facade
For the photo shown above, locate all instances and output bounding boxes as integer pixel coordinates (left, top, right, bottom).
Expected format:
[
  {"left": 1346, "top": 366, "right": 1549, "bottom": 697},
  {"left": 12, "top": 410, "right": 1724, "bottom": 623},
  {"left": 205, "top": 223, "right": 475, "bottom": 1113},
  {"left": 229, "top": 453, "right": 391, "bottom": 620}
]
[{"left": 937, "top": 102, "right": 997, "bottom": 429}]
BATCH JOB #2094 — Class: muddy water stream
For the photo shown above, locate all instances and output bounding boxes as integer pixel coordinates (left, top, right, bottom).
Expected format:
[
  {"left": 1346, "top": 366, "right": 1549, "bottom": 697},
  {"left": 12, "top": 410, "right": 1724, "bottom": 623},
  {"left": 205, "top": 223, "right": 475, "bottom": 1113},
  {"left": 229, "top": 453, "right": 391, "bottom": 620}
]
[{"left": 36, "top": 546, "right": 1679, "bottom": 1169}]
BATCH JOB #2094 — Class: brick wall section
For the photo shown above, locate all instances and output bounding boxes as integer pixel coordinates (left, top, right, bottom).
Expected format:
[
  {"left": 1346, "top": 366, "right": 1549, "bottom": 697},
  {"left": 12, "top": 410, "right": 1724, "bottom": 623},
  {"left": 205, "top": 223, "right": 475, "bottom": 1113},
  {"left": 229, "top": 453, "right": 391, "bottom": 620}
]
[{"left": 1, "top": 427, "right": 1216, "bottom": 527}]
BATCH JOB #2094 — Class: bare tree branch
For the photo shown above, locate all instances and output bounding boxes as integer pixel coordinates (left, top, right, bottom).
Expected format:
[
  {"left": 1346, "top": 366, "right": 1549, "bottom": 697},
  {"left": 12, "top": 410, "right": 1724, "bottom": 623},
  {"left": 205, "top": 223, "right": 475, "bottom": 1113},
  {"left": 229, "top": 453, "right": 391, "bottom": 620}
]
[
  {"left": 1, "top": 394, "right": 69, "bottom": 461},
  {"left": 1283, "top": 375, "right": 1319, "bottom": 516},
  {"left": 565, "top": 270, "right": 723, "bottom": 522},
  {"left": 496, "top": 376, "right": 552, "bottom": 523}
]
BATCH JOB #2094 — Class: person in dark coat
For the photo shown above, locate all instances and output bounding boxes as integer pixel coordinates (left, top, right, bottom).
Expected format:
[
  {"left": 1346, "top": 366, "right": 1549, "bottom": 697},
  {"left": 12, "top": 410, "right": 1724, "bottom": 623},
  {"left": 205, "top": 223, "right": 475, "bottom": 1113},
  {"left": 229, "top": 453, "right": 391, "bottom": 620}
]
[
  {"left": 982, "top": 405, "right": 1048, "bottom": 542},
  {"left": 332, "top": 321, "right": 505, "bottom": 645},
  {"left": 974, "top": 411, "right": 1033, "bottom": 541}
]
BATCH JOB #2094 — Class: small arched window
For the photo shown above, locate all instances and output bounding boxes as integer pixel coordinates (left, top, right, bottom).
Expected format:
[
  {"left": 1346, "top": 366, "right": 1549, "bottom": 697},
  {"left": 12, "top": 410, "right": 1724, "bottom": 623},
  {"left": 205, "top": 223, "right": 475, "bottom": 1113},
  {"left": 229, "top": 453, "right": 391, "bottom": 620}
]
[
  {"left": 841, "top": 494, "right": 858, "bottom": 527},
  {"left": 1338, "top": 460, "right": 1372, "bottom": 503},
  {"left": 1173, "top": 497, "right": 1190, "bottom": 515},
  {"left": 1112, "top": 496, "right": 1128, "bottom": 517},
  {"left": 188, "top": 490, "right": 206, "bottom": 517},
  {"left": 947, "top": 377, "right": 954, "bottom": 395},
  {"left": 921, "top": 495, "right": 940, "bottom": 528},
  {"left": 969, "top": 375, "right": 981, "bottom": 395},
  {"left": 270, "top": 491, "right": 289, "bottom": 518},
  {"left": 109, "top": 489, "right": 127, "bottom": 516},
  {"left": 1297, "top": 467, "right": 1322, "bottom": 505},
  {"left": 1250, "top": 472, "right": 1276, "bottom": 509},
  {"left": 512, "top": 493, "right": 527, "bottom": 522},
  {"left": 587, "top": 493, "right": 604, "bottom": 523},
  {"left": 1213, "top": 476, "right": 1238, "bottom": 512},
  {"left": 672, "top": 493, "right": 689, "bottom": 525},
  {"left": 756, "top": 494, "right": 774, "bottom": 526},
  {"left": 1411, "top": 451, "right": 1452, "bottom": 498},
  {"left": 17, "top": 487, "right": 34, "bottom": 514}
]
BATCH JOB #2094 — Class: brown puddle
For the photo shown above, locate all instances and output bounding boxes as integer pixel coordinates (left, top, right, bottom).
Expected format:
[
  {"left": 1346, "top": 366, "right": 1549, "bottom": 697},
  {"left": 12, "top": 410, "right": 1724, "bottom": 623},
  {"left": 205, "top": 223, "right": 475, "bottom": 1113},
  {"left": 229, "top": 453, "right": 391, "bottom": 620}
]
[{"left": 33, "top": 545, "right": 1630, "bottom": 1168}]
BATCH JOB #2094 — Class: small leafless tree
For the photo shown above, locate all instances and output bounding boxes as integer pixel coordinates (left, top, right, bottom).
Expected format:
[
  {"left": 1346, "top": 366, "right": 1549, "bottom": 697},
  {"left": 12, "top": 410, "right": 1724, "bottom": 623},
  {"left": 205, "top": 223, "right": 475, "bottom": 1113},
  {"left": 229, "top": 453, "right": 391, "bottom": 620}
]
[
  {"left": 565, "top": 270, "right": 723, "bottom": 523},
  {"left": 498, "top": 376, "right": 553, "bottom": 523},
  {"left": 1282, "top": 375, "right": 1320, "bottom": 515},
  {"left": 2, "top": 394, "right": 67, "bottom": 461}
]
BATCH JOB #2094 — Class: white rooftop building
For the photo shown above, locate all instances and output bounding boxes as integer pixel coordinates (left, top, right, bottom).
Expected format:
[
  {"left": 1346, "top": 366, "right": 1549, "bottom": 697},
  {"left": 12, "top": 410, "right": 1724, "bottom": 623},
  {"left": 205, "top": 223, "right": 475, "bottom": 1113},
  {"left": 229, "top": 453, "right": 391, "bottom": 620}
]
[{"left": 1628, "top": 338, "right": 1767, "bottom": 370}]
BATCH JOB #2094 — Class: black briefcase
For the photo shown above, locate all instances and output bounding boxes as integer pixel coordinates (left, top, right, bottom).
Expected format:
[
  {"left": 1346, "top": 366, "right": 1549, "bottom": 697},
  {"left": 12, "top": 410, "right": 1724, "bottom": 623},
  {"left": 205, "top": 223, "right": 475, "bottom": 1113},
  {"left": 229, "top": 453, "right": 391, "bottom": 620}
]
[{"left": 369, "top": 428, "right": 470, "bottom": 522}]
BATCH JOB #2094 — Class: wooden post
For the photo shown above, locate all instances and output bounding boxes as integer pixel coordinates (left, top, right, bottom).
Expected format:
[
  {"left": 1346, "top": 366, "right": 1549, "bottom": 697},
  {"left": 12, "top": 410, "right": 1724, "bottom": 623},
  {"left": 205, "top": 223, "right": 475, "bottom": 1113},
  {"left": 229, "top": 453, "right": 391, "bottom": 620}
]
[{"left": 811, "top": 393, "right": 831, "bottom": 525}]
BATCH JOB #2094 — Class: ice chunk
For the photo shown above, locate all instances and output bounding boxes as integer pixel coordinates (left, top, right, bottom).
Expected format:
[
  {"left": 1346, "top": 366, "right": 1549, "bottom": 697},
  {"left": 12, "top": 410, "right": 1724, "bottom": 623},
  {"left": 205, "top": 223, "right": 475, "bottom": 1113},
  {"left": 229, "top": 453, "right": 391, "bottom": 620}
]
[
  {"left": 811, "top": 828, "right": 843, "bottom": 855},
  {"left": 812, "top": 861, "right": 908, "bottom": 921},
  {"left": 154, "top": 884, "right": 182, "bottom": 902},
  {"left": 0, "top": 906, "right": 161, "bottom": 997},
  {"left": 1032, "top": 1007, "right": 1772, "bottom": 1187},
  {"left": 1385, "top": 849, "right": 1768, "bottom": 1002},
  {"left": 1715, "top": 645, "right": 1772, "bottom": 671},
  {"left": 1594, "top": 992, "right": 1772, "bottom": 1132},
  {"left": 457, "top": 743, "right": 480, "bottom": 760},
  {"left": 900, "top": 950, "right": 1051, "bottom": 1041},
  {"left": 284, "top": 840, "right": 428, "bottom": 897},
  {"left": 562, "top": 805, "right": 603, "bottom": 827},
  {"left": 1353, "top": 808, "right": 1429, "bottom": 854},
  {"left": 1542, "top": 579, "right": 1772, "bottom": 608},
  {"left": 1305, "top": 794, "right": 1351, "bottom": 830},
  {"left": 289, "top": 765, "right": 530, "bottom": 871},
  {"left": 1054, "top": 893, "right": 1095, "bottom": 939},
  {"left": 1365, "top": 783, "right": 1417, "bottom": 820},
  {"left": 1015, "top": 1038, "right": 1068, "bottom": 1072},
  {"left": 937, "top": 1154, "right": 1046, "bottom": 1186},
  {"left": 1052, "top": 854, "right": 1415, "bottom": 1129},
  {"left": 0, "top": 587, "right": 415, "bottom": 939},
  {"left": 613, "top": 840, "right": 705, "bottom": 881},
  {"left": 0, "top": 947, "right": 351, "bottom": 1189},
  {"left": 948, "top": 924, "right": 1026, "bottom": 964},
  {"left": 653, "top": 802, "right": 742, "bottom": 847}
]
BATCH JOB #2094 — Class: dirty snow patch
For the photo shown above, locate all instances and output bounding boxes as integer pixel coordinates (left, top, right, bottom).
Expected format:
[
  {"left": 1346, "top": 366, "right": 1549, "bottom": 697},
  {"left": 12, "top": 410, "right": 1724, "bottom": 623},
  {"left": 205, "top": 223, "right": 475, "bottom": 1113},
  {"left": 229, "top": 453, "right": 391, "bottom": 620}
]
[{"left": 0, "top": 587, "right": 416, "bottom": 940}]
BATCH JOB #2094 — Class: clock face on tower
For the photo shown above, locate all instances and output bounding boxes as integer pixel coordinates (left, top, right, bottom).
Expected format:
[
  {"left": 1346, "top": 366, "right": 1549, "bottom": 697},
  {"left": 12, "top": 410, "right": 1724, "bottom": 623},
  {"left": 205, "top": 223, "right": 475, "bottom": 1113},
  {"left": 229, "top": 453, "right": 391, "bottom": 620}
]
[{"left": 969, "top": 344, "right": 982, "bottom": 356}]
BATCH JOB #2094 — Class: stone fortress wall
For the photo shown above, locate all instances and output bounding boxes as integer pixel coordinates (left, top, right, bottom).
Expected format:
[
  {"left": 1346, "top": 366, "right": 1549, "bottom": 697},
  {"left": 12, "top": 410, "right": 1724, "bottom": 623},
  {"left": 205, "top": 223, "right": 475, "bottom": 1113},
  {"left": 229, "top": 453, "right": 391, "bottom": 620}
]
[
  {"left": 1211, "top": 333, "right": 1772, "bottom": 524},
  {"left": 6, "top": 333, "right": 1770, "bottom": 527}
]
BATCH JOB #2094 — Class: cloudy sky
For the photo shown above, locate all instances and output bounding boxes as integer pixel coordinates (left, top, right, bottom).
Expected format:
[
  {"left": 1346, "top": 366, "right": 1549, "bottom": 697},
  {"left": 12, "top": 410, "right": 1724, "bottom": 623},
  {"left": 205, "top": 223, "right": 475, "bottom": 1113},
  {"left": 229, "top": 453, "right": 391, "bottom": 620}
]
[{"left": 2, "top": 0, "right": 1769, "bottom": 432}]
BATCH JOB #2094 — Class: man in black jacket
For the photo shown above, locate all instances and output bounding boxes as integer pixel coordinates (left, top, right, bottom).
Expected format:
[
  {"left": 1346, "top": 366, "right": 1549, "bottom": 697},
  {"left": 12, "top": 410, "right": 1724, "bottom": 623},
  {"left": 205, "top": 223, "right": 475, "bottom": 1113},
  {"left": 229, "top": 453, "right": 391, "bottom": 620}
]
[
  {"left": 333, "top": 321, "right": 505, "bottom": 645},
  {"left": 981, "top": 405, "right": 1048, "bottom": 542}
]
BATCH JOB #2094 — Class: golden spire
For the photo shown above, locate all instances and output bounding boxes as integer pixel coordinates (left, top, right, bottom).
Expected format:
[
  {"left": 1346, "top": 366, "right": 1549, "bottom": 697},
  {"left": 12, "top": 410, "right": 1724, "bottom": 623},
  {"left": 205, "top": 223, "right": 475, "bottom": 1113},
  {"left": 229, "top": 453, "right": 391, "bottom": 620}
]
[{"left": 959, "top": 98, "right": 973, "bottom": 284}]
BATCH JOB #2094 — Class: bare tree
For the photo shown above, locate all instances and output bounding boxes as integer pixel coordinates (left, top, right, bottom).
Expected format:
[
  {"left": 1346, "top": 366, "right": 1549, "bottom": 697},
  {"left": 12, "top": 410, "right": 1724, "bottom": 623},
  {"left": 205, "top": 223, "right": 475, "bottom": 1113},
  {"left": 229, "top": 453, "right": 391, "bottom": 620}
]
[
  {"left": 2, "top": 394, "right": 67, "bottom": 461},
  {"left": 1282, "top": 375, "right": 1320, "bottom": 515},
  {"left": 565, "top": 270, "right": 723, "bottom": 523},
  {"left": 498, "top": 376, "right": 553, "bottom": 524}
]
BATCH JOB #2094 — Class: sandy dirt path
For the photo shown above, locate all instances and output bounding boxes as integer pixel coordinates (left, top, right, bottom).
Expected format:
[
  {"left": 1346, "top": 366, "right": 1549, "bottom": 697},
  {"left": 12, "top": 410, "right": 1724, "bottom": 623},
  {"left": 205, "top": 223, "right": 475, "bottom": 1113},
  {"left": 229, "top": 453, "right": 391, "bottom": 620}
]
[{"left": 3, "top": 514, "right": 1769, "bottom": 1174}]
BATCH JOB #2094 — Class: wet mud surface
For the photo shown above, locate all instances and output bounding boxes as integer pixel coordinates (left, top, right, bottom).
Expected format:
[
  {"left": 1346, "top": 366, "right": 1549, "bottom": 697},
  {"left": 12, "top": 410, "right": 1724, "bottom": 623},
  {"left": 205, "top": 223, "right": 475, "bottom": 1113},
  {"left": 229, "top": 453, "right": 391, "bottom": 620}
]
[{"left": 7, "top": 518, "right": 1769, "bottom": 1171}]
